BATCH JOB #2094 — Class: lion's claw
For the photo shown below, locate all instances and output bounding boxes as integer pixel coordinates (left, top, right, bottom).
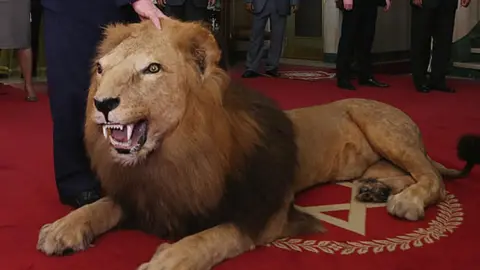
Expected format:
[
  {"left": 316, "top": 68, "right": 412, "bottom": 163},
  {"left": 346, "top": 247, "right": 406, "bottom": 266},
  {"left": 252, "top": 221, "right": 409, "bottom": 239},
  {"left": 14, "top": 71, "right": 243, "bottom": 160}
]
[
  {"left": 387, "top": 191, "right": 425, "bottom": 221},
  {"left": 37, "top": 219, "right": 94, "bottom": 256}
]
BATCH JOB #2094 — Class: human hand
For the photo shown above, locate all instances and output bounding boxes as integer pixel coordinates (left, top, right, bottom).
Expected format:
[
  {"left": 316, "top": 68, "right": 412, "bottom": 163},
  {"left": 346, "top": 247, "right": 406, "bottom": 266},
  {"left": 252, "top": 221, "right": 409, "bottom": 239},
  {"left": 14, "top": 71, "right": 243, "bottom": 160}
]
[
  {"left": 461, "top": 0, "right": 470, "bottom": 7},
  {"left": 291, "top": 5, "right": 298, "bottom": 13},
  {"left": 412, "top": 0, "right": 422, "bottom": 7},
  {"left": 384, "top": 0, "right": 391, "bottom": 11},
  {"left": 158, "top": 0, "right": 166, "bottom": 7},
  {"left": 344, "top": 0, "right": 353, "bottom": 11},
  {"left": 208, "top": 0, "right": 216, "bottom": 6},
  {"left": 132, "top": 0, "right": 169, "bottom": 29},
  {"left": 245, "top": 3, "right": 254, "bottom": 12}
]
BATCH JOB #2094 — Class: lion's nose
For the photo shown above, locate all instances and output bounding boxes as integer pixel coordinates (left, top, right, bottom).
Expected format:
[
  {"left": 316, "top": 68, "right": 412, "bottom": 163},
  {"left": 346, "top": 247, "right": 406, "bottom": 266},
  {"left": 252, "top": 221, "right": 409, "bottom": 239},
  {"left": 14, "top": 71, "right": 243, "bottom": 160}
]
[{"left": 94, "top": 97, "right": 120, "bottom": 122}]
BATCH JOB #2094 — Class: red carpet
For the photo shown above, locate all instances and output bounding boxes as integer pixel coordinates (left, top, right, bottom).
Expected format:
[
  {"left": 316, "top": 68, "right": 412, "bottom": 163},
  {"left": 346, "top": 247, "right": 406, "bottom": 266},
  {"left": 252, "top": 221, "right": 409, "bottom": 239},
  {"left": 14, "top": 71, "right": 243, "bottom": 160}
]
[{"left": 1, "top": 74, "right": 480, "bottom": 270}]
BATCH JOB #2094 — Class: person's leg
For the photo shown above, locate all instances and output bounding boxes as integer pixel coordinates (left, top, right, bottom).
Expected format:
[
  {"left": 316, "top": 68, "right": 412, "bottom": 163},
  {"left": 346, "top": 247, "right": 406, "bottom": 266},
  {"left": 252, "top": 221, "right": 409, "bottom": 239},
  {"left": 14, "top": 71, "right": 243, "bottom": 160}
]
[
  {"left": 243, "top": 10, "right": 270, "bottom": 77},
  {"left": 335, "top": 9, "right": 359, "bottom": 90},
  {"left": 355, "top": 6, "right": 388, "bottom": 87},
  {"left": 428, "top": 4, "right": 456, "bottom": 92},
  {"left": 43, "top": 9, "right": 103, "bottom": 207},
  {"left": 410, "top": 5, "right": 434, "bottom": 92},
  {"left": 16, "top": 48, "right": 37, "bottom": 100},
  {"left": 264, "top": 11, "right": 287, "bottom": 76}
]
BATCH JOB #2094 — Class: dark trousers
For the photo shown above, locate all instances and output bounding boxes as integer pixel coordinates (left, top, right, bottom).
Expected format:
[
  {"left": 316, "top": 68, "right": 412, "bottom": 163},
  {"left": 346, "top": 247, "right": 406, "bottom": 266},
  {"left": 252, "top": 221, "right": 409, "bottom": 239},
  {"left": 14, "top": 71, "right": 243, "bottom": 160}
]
[
  {"left": 245, "top": 1, "right": 287, "bottom": 72},
  {"left": 43, "top": 9, "right": 135, "bottom": 199},
  {"left": 336, "top": 6, "right": 378, "bottom": 80},
  {"left": 165, "top": 0, "right": 206, "bottom": 21},
  {"left": 410, "top": 4, "right": 456, "bottom": 86},
  {"left": 165, "top": 0, "right": 229, "bottom": 70},
  {"left": 30, "top": 0, "right": 43, "bottom": 77}
]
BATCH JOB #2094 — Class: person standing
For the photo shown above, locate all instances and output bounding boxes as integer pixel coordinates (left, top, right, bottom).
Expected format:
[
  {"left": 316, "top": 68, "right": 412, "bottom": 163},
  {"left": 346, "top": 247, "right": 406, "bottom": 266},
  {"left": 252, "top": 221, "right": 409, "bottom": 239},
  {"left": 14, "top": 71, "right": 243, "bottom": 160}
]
[
  {"left": 161, "top": 0, "right": 212, "bottom": 21},
  {"left": 41, "top": 0, "right": 167, "bottom": 208},
  {"left": 158, "top": 0, "right": 229, "bottom": 70},
  {"left": 335, "top": 0, "right": 391, "bottom": 90},
  {"left": 0, "top": 0, "right": 38, "bottom": 101},
  {"left": 410, "top": 0, "right": 471, "bottom": 93},
  {"left": 242, "top": 0, "right": 299, "bottom": 78}
]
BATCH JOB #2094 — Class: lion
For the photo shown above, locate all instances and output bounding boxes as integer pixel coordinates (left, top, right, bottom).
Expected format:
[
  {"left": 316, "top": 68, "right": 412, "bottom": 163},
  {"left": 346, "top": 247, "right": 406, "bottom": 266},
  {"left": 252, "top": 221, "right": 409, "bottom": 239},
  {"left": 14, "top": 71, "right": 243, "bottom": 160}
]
[{"left": 36, "top": 19, "right": 480, "bottom": 270}]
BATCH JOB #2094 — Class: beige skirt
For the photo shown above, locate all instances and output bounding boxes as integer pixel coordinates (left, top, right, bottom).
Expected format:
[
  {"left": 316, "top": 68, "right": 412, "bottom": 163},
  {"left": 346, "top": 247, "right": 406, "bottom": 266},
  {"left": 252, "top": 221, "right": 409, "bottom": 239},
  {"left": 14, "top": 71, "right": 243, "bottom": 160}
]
[{"left": 0, "top": 0, "right": 31, "bottom": 49}]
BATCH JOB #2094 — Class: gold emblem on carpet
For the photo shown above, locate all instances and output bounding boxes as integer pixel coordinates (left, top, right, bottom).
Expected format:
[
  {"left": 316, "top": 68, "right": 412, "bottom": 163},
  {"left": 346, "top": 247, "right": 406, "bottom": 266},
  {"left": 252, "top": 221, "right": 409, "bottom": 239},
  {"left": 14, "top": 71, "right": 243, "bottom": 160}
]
[
  {"left": 279, "top": 70, "right": 335, "bottom": 81},
  {"left": 266, "top": 182, "right": 463, "bottom": 255}
]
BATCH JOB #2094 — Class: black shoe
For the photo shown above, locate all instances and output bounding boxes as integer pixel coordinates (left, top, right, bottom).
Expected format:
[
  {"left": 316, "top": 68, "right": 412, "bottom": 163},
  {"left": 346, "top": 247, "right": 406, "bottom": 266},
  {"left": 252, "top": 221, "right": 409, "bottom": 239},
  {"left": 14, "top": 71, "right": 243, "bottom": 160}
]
[
  {"left": 359, "top": 77, "right": 389, "bottom": 88},
  {"left": 415, "top": 84, "right": 430, "bottom": 93},
  {"left": 337, "top": 79, "right": 356, "bottom": 90},
  {"left": 241, "top": 70, "right": 260, "bottom": 78},
  {"left": 428, "top": 84, "right": 456, "bottom": 93},
  {"left": 60, "top": 189, "right": 102, "bottom": 208},
  {"left": 265, "top": 68, "right": 279, "bottom": 77}
]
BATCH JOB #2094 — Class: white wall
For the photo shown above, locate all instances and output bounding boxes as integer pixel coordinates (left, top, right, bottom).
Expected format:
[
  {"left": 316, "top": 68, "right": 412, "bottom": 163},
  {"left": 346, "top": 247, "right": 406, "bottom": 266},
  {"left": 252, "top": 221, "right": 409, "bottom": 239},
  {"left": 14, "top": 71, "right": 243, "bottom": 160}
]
[{"left": 453, "top": 1, "right": 480, "bottom": 42}]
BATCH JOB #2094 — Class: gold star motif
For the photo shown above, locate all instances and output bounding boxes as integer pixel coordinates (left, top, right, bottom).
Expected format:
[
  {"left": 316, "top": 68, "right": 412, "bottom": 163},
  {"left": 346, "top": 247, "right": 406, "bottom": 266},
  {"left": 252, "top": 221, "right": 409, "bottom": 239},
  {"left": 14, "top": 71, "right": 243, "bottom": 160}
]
[{"left": 295, "top": 182, "right": 385, "bottom": 236}]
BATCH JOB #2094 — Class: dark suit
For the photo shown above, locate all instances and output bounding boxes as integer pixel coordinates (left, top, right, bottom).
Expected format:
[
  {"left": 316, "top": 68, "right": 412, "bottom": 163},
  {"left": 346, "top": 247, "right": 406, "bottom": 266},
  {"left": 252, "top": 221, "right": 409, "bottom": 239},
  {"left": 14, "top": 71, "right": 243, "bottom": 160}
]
[
  {"left": 40, "top": 0, "right": 139, "bottom": 203},
  {"left": 165, "top": 0, "right": 208, "bottom": 22},
  {"left": 245, "top": 0, "right": 298, "bottom": 73},
  {"left": 336, "top": 0, "right": 386, "bottom": 81},
  {"left": 410, "top": 0, "right": 458, "bottom": 87}
]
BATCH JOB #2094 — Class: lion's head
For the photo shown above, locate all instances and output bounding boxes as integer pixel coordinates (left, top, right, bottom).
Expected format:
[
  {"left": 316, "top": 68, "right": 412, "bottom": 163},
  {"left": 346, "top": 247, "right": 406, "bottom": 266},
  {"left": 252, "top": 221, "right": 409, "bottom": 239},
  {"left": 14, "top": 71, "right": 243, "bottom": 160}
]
[{"left": 84, "top": 19, "right": 226, "bottom": 165}]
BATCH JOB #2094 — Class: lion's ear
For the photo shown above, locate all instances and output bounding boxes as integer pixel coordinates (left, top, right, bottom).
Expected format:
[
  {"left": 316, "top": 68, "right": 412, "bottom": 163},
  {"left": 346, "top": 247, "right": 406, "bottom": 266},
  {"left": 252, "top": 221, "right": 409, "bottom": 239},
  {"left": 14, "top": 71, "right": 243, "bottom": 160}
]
[
  {"left": 97, "top": 23, "right": 138, "bottom": 58},
  {"left": 177, "top": 22, "right": 221, "bottom": 75}
]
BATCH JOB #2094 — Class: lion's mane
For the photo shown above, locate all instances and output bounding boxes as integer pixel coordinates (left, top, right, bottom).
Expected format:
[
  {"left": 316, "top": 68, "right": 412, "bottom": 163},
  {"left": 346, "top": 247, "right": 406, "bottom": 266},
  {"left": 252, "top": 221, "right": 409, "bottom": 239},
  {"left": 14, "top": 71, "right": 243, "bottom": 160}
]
[{"left": 83, "top": 20, "right": 299, "bottom": 241}]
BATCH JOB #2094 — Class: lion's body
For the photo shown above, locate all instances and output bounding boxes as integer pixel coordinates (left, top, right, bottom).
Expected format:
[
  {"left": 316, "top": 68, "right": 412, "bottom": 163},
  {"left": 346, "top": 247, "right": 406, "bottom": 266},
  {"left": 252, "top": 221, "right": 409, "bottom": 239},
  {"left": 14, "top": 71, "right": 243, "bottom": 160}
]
[
  {"left": 289, "top": 98, "right": 424, "bottom": 190},
  {"left": 37, "top": 20, "right": 479, "bottom": 270}
]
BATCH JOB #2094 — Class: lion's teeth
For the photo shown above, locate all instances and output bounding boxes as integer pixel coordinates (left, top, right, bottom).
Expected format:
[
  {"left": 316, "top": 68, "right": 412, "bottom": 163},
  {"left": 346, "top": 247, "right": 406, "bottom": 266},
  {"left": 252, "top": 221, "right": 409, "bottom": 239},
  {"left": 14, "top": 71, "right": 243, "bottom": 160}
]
[
  {"left": 127, "top": 124, "right": 134, "bottom": 141},
  {"left": 102, "top": 126, "right": 108, "bottom": 138}
]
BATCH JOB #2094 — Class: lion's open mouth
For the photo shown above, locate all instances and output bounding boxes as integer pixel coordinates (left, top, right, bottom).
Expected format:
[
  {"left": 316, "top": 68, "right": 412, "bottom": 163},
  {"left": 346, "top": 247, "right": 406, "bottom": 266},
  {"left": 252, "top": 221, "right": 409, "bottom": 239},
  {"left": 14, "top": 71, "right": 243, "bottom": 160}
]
[{"left": 102, "top": 120, "right": 148, "bottom": 154}]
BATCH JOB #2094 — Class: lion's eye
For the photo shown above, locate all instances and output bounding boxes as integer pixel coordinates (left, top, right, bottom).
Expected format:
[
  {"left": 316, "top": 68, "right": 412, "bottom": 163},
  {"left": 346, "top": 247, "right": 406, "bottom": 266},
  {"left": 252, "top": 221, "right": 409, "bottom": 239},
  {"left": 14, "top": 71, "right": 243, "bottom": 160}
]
[
  {"left": 96, "top": 62, "right": 103, "bottom": 74},
  {"left": 144, "top": 63, "right": 162, "bottom": 74}
]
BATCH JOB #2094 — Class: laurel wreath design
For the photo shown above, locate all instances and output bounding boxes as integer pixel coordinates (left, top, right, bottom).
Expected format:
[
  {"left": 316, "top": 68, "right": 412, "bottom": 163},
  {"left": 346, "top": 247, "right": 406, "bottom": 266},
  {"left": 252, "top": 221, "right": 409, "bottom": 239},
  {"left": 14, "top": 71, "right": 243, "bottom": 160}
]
[
  {"left": 267, "top": 193, "right": 463, "bottom": 255},
  {"left": 279, "top": 70, "right": 336, "bottom": 81}
]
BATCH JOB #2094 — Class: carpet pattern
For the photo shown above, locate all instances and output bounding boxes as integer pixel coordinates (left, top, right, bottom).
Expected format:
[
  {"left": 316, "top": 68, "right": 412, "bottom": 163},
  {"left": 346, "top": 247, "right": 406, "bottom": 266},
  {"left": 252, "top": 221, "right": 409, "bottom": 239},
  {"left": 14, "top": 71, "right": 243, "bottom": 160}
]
[{"left": 1, "top": 74, "right": 480, "bottom": 270}]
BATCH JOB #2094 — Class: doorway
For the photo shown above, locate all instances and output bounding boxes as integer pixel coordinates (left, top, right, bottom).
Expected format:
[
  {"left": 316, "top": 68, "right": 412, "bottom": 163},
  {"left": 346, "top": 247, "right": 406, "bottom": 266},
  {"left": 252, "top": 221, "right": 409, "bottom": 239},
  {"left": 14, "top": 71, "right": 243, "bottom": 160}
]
[{"left": 282, "top": 1, "right": 323, "bottom": 60}]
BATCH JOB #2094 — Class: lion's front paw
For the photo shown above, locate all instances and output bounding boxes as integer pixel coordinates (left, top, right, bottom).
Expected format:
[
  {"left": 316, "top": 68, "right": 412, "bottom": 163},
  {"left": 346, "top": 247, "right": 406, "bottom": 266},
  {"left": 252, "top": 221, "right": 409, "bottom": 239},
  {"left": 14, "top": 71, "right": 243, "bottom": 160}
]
[
  {"left": 387, "top": 191, "right": 425, "bottom": 221},
  {"left": 37, "top": 217, "right": 94, "bottom": 256},
  {"left": 138, "top": 243, "right": 209, "bottom": 270}
]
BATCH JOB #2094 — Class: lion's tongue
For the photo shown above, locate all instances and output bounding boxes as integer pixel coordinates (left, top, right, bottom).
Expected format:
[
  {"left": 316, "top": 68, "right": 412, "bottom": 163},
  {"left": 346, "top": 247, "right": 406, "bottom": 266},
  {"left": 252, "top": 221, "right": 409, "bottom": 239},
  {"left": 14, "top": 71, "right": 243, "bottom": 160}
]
[
  {"left": 110, "top": 121, "right": 147, "bottom": 145},
  {"left": 111, "top": 129, "right": 128, "bottom": 142}
]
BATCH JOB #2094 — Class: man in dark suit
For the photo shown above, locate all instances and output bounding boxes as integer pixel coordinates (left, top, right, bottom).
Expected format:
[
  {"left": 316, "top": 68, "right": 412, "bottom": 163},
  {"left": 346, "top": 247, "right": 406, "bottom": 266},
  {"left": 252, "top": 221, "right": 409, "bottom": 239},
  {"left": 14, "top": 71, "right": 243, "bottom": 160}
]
[
  {"left": 41, "top": 0, "right": 166, "bottom": 208},
  {"left": 161, "top": 0, "right": 212, "bottom": 21},
  {"left": 410, "top": 0, "right": 471, "bottom": 93},
  {"left": 335, "top": 0, "right": 391, "bottom": 90},
  {"left": 242, "top": 0, "right": 299, "bottom": 78},
  {"left": 159, "top": 0, "right": 229, "bottom": 70}
]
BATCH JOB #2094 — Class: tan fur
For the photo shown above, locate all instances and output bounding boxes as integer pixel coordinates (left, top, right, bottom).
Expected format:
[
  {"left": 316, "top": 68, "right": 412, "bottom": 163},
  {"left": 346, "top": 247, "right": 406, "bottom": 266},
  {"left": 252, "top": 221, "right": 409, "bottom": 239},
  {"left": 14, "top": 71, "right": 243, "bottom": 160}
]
[
  {"left": 288, "top": 98, "right": 460, "bottom": 220},
  {"left": 37, "top": 19, "right": 467, "bottom": 270}
]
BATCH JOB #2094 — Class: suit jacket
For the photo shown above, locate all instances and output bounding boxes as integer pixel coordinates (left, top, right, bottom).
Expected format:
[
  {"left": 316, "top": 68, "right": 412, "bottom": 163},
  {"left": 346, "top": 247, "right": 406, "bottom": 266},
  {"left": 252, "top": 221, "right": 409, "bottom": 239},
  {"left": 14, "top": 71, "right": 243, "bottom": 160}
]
[
  {"left": 244, "top": 0, "right": 299, "bottom": 16},
  {"left": 41, "top": 0, "right": 137, "bottom": 25},
  {"left": 410, "top": 0, "right": 458, "bottom": 9},
  {"left": 336, "top": 0, "right": 386, "bottom": 9},
  {"left": 166, "top": 0, "right": 209, "bottom": 8}
]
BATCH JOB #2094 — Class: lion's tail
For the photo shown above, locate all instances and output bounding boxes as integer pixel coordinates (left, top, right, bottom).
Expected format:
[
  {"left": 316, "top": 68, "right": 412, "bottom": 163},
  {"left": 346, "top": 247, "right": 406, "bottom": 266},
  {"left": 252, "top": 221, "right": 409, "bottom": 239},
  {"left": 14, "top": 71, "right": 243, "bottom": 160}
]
[{"left": 432, "top": 134, "right": 480, "bottom": 179}]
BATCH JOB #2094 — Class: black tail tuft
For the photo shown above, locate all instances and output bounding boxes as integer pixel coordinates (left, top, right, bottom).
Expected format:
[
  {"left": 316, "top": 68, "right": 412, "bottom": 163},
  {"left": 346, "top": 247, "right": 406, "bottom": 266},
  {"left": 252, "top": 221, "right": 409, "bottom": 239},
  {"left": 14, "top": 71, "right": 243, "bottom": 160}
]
[{"left": 457, "top": 134, "right": 480, "bottom": 165}]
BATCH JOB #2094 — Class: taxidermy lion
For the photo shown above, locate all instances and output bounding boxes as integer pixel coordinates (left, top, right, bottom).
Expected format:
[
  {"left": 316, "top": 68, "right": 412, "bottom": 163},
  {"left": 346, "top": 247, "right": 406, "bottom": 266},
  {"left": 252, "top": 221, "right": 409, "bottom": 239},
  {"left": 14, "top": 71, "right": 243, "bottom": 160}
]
[{"left": 36, "top": 19, "right": 480, "bottom": 270}]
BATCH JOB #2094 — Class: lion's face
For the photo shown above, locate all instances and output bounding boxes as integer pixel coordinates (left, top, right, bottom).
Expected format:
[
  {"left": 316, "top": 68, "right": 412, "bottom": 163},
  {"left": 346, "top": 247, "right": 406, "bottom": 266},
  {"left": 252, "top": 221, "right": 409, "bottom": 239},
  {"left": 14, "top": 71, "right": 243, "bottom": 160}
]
[{"left": 85, "top": 20, "right": 222, "bottom": 165}]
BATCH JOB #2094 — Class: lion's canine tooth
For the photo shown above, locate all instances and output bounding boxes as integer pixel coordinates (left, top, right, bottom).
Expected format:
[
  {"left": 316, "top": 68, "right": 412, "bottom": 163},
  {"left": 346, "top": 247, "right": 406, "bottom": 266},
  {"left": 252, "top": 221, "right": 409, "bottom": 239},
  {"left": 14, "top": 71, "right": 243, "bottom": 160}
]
[
  {"left": 102, "top": 126, "right": 108, "bottom": 138},
  {"left": 127, "top": 124, "right": 134, "bottom": 141}
]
